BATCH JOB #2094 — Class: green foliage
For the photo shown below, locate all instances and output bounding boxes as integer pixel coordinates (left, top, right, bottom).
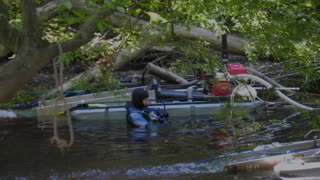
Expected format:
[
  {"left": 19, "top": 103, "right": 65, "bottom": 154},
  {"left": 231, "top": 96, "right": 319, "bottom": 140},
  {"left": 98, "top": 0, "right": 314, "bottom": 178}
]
[
  {"left": 146, "top": 12, "right": 168, "bottom": 23},
  {"left": 71, "top": 78, "right": 93, "bottom": 92},
  {"left": 71, "top": 68, "right": 122, "bottom": 93},
  {"left": 42, "top": 17, "right": 75, "bottom": 42},
  {"left": 232, "top": 120, "right": 261, "bottom": 137},
  {"left": 60, "top": 49, "right": 84, "bottom": 67},
  {"left": 0, "top": 90, "right": 37, "bottom": 108},
  {"left": 6, "top": 1, "right": 22, "bottom": 30},
  {"left": 61, "top": 0, "right": 73, "bottom": 10},
  {"left": 300, "top": 110, "right": 320, "bottom": 129},
  {"left": 2, "top": 0, "right": 320, "bottom": 104},
  {"left": 96, "top": 68, "right": 122, "bottom": 91},
  {"left": 134, "top": 0, "right": 320, "bottom": 81},
  {"left": 216, "top": 103, "right": 250, "bottom": 120},
  {"left": 169, "top": 39, "right": 221, "bottom": 75},
  {"left": 1, "top": 0, "right": 10, "bottom": 6},
  {"left": 214, "top": 0, "right": 320, "bottom": 76},
  {"left": 216, "top": 103, "right": 261, "bottom": 139},
  {"left": 309, "top": 115, "right": 320, "bottom": 129}
]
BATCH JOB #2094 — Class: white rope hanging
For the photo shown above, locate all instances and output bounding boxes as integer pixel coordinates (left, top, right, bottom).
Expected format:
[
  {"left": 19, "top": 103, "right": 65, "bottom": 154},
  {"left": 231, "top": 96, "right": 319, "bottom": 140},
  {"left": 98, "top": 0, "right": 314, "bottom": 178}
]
[{"left": 50, "top": 42, "right": 74, "bottom": 152}]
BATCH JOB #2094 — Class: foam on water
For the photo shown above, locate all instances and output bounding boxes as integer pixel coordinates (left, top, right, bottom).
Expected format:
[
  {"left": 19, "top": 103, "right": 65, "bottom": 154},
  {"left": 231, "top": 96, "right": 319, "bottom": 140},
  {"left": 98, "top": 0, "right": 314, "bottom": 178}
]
[
  {"left": 126, "top": 162, "right": 219, "bottom": 177},
  {"left": 0, "top": 109, "right": 17, "bottom": 118},
  {"left": 44, "top": 163, "right": 220, "bottom": 180}
]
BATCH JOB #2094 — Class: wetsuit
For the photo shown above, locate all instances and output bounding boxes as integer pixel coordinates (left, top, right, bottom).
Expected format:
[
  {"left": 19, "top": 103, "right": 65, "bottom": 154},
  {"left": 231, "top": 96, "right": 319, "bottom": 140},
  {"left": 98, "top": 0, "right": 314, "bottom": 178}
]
[
  {"left": 126, "top": 88, "right": 170, "bottom": 129},
  {"left": 126, "top": 106, "right": 170, "bottom": 128}
]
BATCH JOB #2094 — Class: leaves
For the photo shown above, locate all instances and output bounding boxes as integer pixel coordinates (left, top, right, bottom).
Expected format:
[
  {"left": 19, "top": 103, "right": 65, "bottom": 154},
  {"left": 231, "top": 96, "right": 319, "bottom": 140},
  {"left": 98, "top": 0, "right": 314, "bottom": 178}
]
[
  {"left": 146, "top": 12, "right": 168, "bottom": 23},
  {"left": 61, "top": 0, "right": 72, "bottom": 10},
  {"left": 1, "top": 0, "right": 10, "bottom": 6},
  {"left": 104, "top": 0, "right": 113, "bottom": 6},
  {"left": 97, "top": 19, "right": 107, "bottom": 32}
]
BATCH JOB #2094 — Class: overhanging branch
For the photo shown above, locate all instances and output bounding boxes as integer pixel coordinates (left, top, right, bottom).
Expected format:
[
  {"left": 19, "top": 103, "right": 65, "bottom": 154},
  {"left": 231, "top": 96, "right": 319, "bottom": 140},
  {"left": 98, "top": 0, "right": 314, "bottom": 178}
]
[
  {"left": 49, "top": 8, "right": 115, "bottom": 54},
  {"left": 37, "top": 0, "right": 247, "bottom": 56},
  {"left": 37, "top": 0, "right": 93, "bottom": 22}
]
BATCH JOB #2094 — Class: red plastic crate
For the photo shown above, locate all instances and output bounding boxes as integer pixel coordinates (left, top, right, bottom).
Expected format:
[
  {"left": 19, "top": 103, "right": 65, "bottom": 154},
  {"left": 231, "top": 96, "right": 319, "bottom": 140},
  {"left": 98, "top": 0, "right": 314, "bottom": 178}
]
[{"left": 227, "top": 63, "right": 248, "bottom": 75}]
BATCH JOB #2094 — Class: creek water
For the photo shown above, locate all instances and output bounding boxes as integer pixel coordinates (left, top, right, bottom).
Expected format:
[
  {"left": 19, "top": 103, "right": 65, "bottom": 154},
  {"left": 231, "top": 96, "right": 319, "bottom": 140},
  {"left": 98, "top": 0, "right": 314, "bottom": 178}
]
[{"left": 0, "top": 106, "right": 316, "bottom": 180}]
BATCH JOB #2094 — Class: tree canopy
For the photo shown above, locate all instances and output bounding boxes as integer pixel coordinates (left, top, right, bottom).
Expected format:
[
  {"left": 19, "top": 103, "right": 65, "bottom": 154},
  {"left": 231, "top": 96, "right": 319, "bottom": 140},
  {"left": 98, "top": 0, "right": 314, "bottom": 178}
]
[{"left": 0, "top": 0, "right": 319, "bottom": 103}]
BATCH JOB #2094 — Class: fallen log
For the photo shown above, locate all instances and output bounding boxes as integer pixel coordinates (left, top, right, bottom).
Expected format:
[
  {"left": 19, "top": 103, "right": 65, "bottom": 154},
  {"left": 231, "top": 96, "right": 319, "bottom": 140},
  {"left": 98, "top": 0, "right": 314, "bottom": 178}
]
[
  {"left": 147, "top": 62, "right": 189, "bottom": 84},
  {"left": 49, "top": 65, "right": 101, "bottom": 92},
  {"left": 40, "top": 1, "right": 248, "bottom": 67},
  {"left": 108, "top": 12, "right": 247, "bottom": 55}
]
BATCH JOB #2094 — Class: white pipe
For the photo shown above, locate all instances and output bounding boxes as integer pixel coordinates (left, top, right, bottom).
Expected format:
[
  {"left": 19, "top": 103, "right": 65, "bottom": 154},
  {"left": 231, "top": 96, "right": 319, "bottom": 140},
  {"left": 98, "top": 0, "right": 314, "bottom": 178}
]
[
  {"left": 248, "top": 67, "right": 295, "bottom": 94},
  {"left": 230, "top": 74, "right": 316, "bottom": 111},
  {"left": 254, "top": 87, "right": 300, "bottom": 90}
]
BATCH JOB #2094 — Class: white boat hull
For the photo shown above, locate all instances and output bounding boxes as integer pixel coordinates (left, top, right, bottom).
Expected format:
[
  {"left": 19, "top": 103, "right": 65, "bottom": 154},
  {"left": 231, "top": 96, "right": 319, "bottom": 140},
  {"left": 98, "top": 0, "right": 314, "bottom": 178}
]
[
  {"left": 274, "top": 157, "right": 320, "bottom": 179},
  {"left": 70, "top": 101, "right": 265, "bottom": 122}
]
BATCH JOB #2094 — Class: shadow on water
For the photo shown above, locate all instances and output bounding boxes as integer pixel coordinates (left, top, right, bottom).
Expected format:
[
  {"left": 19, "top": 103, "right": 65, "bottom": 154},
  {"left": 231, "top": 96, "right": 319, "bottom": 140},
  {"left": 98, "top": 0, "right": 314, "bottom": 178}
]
[{"left": 0, "top": 106, "right": 317, "bottom": 180}]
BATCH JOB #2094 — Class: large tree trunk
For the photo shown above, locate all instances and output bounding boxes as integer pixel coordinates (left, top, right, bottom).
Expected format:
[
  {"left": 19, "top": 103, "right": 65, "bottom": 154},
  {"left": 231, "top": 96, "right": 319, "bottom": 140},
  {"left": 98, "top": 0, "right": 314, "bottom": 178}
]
[
  {"left": 0, "top": 48, "right": 56, "bottom": 103},
  {"left": 0, "top": 0, "right": 115, "bottom": 103}
]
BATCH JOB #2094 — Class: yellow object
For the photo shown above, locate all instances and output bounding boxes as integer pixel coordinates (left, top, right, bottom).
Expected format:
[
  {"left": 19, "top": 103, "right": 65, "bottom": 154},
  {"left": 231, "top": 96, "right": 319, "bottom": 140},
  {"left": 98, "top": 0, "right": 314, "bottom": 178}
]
[{"left": 88, "top": 104, "right": 108, "bottom": 108}]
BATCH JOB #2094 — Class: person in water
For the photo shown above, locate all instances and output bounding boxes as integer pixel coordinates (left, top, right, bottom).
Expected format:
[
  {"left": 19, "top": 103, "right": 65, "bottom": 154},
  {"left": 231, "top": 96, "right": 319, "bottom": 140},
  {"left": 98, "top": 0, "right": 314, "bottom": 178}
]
[{"left": 126, "top": 88, "right": 170, "bottom": 128}]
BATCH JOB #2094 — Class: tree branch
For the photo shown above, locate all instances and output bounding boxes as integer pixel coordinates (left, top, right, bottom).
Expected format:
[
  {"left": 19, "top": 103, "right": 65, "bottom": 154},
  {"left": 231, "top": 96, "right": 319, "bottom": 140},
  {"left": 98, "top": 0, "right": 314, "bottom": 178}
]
[
  {"left": 0, "top": 1, "right": 9, "bottom": 15},
  {"left": 0, "top": 13, "right": 23, "bottom": 51},
  {"left": 21, "top": 0, "right": 41, "bottom": 44},
  {"left": 37, "top": 0, "right": 92, "bottom": 22},
  {"left": 37, "top": 0, "right": 60, "bottom": 22},
  {"left": 48, "top": 8, "right": 115, "bottom": 55},
  {"left": 36, "top": 1, "right": 248, "bottom": 55}
]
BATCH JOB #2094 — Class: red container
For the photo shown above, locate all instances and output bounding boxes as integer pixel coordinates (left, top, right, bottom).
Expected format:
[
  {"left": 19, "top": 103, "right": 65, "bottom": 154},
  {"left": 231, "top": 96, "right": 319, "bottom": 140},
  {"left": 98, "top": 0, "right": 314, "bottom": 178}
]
[
  {"left": 227, "top": 63, "right": 248, "bottom": 75},
  {"left": 211, "top": 81, "right": 232, "bottom": 96}
]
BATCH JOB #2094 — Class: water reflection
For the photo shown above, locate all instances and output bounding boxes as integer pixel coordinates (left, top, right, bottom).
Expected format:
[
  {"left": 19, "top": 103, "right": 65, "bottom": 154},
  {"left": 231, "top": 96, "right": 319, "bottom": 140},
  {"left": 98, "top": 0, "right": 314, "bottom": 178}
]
[{"left": 0, "top": 106, "right": 317, "bottom": 179}]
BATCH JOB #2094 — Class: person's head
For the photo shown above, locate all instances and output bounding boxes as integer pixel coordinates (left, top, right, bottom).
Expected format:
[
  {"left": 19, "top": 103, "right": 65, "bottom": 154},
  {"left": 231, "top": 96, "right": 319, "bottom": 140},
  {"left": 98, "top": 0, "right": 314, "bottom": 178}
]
[{"left": 131, "top": 88, "right": 150, "bottom": 109}]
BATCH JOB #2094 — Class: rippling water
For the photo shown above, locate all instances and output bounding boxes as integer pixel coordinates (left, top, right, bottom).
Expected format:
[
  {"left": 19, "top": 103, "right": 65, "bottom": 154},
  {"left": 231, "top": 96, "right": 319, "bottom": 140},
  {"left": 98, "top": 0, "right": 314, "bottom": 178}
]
[{"left": 0, "top": 106, "right": 316, "bottom": 180}]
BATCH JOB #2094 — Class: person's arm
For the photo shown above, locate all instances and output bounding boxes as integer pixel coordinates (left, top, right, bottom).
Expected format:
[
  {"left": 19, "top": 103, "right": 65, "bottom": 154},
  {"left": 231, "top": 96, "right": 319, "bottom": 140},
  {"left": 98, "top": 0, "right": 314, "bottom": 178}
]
[
  {"left": 146, "top": 107, "right": 169, "bottom": 120},
  {"left": 128, "top": 112, "right": 149, "bottom": 128}
]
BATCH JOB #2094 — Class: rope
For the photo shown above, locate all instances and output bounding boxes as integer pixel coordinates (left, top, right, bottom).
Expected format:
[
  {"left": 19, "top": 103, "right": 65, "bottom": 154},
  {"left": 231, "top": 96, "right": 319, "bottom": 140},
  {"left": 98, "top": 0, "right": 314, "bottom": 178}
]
[{"left": 50, "top": 42, "right": 74, "bottom": 152}]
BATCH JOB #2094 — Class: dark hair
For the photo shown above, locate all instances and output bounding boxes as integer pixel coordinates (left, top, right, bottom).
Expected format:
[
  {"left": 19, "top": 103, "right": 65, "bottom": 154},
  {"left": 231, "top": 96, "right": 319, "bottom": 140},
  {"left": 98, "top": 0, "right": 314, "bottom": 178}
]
[{"left": 131, "top": 88, "right": 149, "bottom": 109}]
